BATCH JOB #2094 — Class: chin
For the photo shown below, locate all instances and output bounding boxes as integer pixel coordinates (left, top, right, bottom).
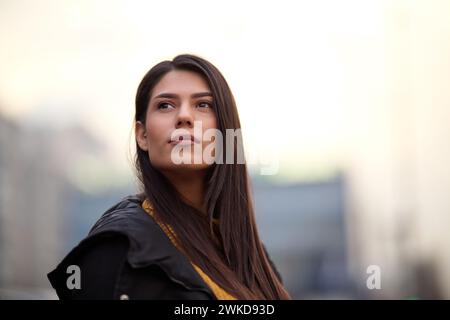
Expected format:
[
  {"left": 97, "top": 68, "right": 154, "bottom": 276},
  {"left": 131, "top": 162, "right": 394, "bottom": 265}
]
[
  {"left": 172, "top": 163, "right": 212, "bottom": 171},
  {"left": 155, "top": 162, "right": 211, "bottom": 175}
]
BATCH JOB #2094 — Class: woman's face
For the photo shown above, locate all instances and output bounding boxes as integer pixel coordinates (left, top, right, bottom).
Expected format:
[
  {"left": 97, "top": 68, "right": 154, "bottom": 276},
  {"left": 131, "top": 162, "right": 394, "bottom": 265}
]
[{"left": 136, "top": 70, "right": 217, "bottom": 173}]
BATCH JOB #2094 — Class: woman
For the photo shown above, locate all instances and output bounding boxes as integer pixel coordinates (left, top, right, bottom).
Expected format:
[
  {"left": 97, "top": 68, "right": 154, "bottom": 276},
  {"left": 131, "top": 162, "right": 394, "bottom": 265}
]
[{"left": 48, "top": 54, "right": 291, "bottom": 300}]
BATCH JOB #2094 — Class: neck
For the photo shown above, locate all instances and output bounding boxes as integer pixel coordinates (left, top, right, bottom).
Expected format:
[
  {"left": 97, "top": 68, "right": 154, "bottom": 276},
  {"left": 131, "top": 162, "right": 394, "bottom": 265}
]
[{"left": 162, "top": 169, "right": 208, "bottom": 214}]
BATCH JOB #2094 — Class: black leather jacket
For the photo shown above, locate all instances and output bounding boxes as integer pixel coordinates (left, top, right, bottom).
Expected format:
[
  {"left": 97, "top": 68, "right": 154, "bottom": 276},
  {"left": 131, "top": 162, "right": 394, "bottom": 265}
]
[{"left": 47, "top": 194, "right": 282, "bottom": 300}]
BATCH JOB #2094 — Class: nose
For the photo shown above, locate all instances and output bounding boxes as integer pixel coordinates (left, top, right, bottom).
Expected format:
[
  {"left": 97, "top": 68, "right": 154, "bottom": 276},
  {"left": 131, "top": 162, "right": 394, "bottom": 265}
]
[{"left": 175, "top": 103, "right": 194, "bottom": 129}]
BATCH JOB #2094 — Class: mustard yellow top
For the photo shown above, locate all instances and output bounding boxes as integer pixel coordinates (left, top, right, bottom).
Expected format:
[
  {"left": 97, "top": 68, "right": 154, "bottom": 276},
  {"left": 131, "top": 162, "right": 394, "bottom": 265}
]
[{"left": 142, "top": 199, "right": 237, "bottom": 300}]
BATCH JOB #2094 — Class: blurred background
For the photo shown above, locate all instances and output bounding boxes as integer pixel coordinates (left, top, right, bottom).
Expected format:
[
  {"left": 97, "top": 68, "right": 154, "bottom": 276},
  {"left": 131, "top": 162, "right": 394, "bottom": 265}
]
[{"left": 1, "top": 0, "right": 449, "bottom": 299}]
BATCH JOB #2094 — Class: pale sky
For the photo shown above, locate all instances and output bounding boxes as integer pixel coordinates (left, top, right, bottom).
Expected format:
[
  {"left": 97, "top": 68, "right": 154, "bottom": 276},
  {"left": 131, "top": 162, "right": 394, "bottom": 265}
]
[{"left": 0, "top": 0, "right": 399, "bottom": 185}]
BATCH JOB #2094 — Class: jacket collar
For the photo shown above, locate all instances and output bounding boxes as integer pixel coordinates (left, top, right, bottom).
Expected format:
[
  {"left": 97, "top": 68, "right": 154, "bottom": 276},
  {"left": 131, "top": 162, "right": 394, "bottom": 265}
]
[{"left": 87, "top": 194, "right": 216, "bottom": 299}]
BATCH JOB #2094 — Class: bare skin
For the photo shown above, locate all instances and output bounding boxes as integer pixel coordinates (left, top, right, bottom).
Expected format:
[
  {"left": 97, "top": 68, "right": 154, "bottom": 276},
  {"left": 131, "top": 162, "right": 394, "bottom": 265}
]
[{"left": 135, "top": 70, "right": 217, "bottom": 214}]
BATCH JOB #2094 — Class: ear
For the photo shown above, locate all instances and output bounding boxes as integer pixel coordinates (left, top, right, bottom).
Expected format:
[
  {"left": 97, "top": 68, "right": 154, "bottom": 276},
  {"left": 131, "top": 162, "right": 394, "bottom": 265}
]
[{"left": 135, "top": 121, "right": 149, "bottom": 151}]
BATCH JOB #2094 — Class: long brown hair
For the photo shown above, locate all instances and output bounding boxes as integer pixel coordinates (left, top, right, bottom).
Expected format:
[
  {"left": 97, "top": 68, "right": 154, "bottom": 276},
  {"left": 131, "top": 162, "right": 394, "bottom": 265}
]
[{"left": 134, "top": 54, "right": 291, "bottom": 299}]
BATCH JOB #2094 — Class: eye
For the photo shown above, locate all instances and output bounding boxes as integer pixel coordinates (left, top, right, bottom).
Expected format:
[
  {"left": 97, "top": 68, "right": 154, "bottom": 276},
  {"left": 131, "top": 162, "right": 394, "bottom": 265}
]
[
  {"left": 197, "top": 101, "right": 213, "bottom": 109},
  {"left": 157, "top": 102, "right": 175, "bottom": 110}
]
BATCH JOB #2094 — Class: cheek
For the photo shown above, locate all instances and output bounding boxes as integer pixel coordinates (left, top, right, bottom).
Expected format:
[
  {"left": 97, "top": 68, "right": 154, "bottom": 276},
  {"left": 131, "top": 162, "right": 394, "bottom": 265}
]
[
  {"left": 147, "top": 137, "right": 172, "bottom": 169},
  {"left": 201, "top": 116, "right": 218, "bottom": 140},
  {"left": 145, "top": 119, "right": 171, "bottom": 163},
  {"left": 201, "top": 117, "right": 219, "bottom": 150},
  {"left": 203, "top": 115, "right": 217, "bottom": 131},
  {"left": 146, "top": 117, "right": 169, "bottom": 145},
  {"left": 147, "top": 131, "right": 165, "bottom": 146}
]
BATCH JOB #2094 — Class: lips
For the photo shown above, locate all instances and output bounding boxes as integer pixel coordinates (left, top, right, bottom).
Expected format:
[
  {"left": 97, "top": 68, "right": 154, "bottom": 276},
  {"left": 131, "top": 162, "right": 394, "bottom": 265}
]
[{"left": 169, "top": 133, "right": 200, "bottom": 145}]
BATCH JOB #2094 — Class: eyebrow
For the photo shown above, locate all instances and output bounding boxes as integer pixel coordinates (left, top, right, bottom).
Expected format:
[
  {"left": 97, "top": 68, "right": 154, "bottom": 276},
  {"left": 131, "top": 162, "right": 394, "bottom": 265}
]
[{"left": 152, "top": 92, "right": 213, "bottom": 100}]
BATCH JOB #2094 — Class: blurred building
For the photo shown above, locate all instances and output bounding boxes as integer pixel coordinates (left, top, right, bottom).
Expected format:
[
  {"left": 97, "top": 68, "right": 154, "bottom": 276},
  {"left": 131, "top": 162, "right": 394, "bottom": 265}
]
[
  {"left": 0, "top": 113, "right": 65, "bottom": 298},
  {"left": 343, "top": 1, "right": 450, "bottom": 299},
  {"left": 0, "top": 113, "right": 132, "bottom": 299},
  {"left": 254, "top": 175, "right": 354, "bottom": 299}
]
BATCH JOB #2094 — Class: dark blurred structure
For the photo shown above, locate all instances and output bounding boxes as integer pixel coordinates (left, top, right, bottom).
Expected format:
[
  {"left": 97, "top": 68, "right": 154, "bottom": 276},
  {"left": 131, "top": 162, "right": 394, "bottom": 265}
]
[{"left": 253, "top": 175, "right": 354, "bottom": 299}]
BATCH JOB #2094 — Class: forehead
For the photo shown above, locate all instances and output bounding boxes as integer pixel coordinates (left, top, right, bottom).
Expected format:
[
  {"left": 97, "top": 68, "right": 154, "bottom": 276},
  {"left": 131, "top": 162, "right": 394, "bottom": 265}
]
[{"left": 150, "top": 70, "right": 211, "bottom": 99}]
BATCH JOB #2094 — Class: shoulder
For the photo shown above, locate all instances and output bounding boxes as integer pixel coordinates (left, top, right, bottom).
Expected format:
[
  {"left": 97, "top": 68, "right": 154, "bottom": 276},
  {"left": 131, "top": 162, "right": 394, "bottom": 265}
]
[
  {"left": 47, "top": 233, "right": 129, "bottom": 299},
  {"left": 46, "top": 194, "right": 148, "bottom": 299},
  {"left": 47, "top": 194, "right": 216, "bottom": 300},
  {"left": 48, "top": 194, "right": 150, "bottom": 278},
  {"left": 47, "top": 231, "right": 213, "bottom": 300}
]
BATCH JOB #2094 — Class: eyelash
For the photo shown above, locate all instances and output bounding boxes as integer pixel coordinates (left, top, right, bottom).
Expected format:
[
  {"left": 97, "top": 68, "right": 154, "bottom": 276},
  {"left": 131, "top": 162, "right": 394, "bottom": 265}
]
[{"left": 157, "top": 101, "right": 213, "bottom": 110}]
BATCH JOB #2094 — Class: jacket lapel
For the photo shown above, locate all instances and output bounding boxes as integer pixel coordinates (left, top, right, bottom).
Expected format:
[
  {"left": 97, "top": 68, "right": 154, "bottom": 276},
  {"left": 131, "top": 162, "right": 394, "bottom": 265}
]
[{"left": 88, "top": 195, "right": 216, "bottom": 299}]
